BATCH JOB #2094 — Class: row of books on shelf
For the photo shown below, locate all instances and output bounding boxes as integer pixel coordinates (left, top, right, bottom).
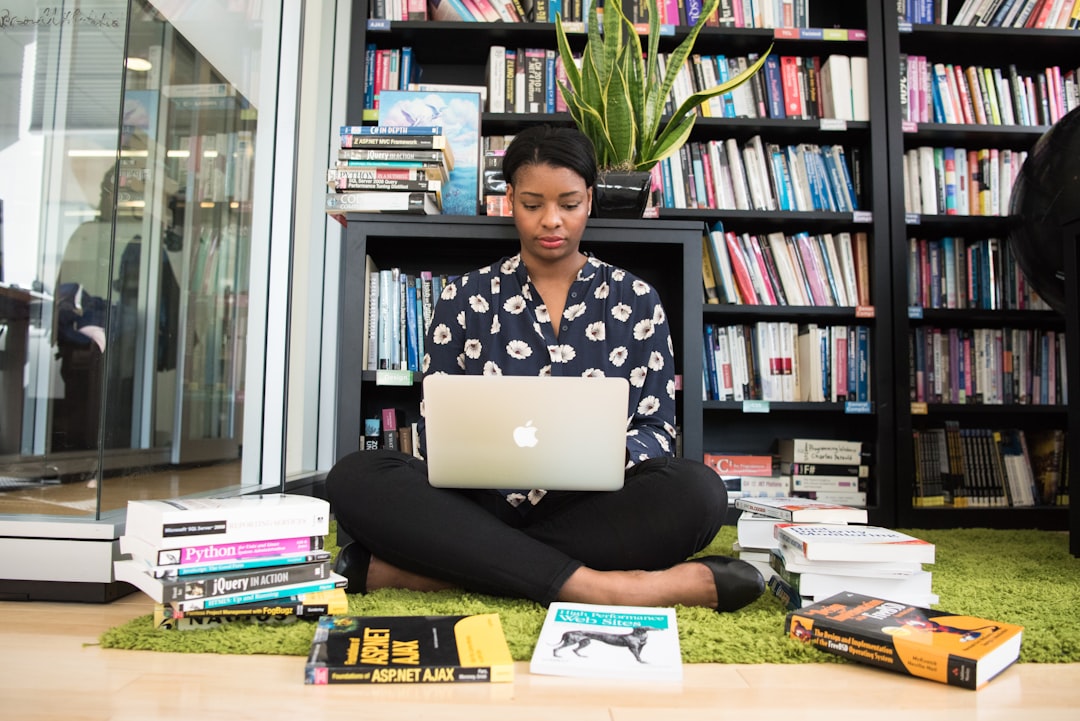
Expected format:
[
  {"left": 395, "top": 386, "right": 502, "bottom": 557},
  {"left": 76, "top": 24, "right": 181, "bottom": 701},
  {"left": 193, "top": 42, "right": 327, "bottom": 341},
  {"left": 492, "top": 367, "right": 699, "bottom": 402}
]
[
  {"left": 902, "top": 145, "right": 1026, "bottom": 217},
  {"left": 363, "top": 259, "right": 448, "bottom": 372},
  {"left": 363, "top": 407, "right": 423, "bottom": 454},
  {"left": 380, "top": 0, "right": 820, "bottom": 28},
  {"left": 901, "top": 56, "right": 1079, "bottom": 128},
  {"left": 909, "top": 325, "right": 1067, "bottom": 406},
  {"left": 698, "top": 53, "right": 869, "bottom": 123},
  {"left": 484, "top": 46, "right": 568, "bottom": 114},
  {"left": 907, "top": 235, "right": 1051, "bottom": 310},
  {"left": 113, "top": 495, "right": 348, "bottom": 631},
  {"left": 936, "top": 0, "right": 1080, "bottom": 28},
  {"left": 702, "top": 224, "right": 872, "bottom": 307},
  {"left": 911, "top": 423, "right": 1069, "bottom": 507},
  {"left": 655, "top": 138, "right": 862, "bottom": 213},
  {"left": 704, "top": 322, "right": 872, "bottom": 403}
]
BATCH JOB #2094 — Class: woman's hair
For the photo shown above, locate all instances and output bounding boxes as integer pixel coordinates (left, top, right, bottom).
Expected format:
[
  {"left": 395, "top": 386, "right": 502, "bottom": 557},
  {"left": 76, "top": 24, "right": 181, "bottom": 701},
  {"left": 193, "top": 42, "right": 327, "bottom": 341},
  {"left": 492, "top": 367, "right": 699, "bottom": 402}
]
[{"left": 502, "top": 125, "right": 598, "bottom": 189}]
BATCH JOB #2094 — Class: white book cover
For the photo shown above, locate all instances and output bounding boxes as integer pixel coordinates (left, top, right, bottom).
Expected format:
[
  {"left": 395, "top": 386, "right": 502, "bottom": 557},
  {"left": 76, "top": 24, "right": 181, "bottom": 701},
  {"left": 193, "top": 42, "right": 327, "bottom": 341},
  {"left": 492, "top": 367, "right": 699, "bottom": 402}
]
[
  {"left": 124, "top": 494, "right": 330, "bottom": 547},
  {"left": 777, "top": 524, "right": 936, "bottom": 565},
  {"left": 735, "top": 496, "right": 868, "bottom": 524},
  {"left": 774, "top": 547, "right": 924, "bottom": 578},
  {"left": 737, "top": 511, "right": 783, "bottom": 549},
  {"left": 850, "top": 56, "right": 869, "bottom": 121},
  {"left": 530, "top": 603, "right": 682, "bottom": 682}
]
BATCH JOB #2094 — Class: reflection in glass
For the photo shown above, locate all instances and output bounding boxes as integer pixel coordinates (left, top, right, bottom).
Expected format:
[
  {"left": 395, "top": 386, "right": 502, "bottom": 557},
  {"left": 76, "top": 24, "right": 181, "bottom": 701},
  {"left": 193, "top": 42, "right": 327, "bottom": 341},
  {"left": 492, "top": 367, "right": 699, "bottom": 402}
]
[{"left": 0, "top": 0, "right": 267, "bottom": 517}]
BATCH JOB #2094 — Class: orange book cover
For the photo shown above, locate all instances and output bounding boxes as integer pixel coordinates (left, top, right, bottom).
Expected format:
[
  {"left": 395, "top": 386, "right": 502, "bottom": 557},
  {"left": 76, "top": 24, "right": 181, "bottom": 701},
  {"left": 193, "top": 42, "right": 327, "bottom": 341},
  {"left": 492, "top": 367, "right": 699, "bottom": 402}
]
[{"left": 786, "top": 592, "right": 1023, "bottom": 690}]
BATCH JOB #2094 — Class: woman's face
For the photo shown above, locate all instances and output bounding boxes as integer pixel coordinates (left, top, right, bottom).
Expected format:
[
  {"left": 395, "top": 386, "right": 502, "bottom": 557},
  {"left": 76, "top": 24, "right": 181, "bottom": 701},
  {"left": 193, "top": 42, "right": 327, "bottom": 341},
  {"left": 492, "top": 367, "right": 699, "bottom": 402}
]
[{"left": 508, "top": 162, "right": 592, "bottom": 267}]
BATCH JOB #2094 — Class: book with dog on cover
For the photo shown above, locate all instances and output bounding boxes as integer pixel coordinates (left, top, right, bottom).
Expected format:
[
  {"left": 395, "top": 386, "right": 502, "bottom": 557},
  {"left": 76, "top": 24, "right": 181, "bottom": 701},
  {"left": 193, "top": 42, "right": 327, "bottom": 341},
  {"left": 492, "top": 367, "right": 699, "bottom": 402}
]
[
  {"left": 785, "top": 591, "right": 1023, "bottom": 690},
  {"left": 529, "top": 602, "right": 682, "bottom": 682},
  {"left": 304, "top": 613, "right": 514, "bottom": 685}
]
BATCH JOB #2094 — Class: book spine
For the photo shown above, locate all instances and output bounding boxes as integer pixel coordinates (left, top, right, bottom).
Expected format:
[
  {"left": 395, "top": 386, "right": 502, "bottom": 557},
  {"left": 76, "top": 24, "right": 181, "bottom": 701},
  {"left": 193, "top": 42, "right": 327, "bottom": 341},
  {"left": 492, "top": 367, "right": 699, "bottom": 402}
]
[
  {"left": 339, "top": 148, "right": 450, "bottom": 165},
  {"left": 150, "top": 551, "right": 332, "bottom": 578},
  {"left": 790, "top": 474, "right": 863, "bottom": 492},
  {"left": 160, "top": 561, "right": 333, "bottom": 603},
  {"left": 780, "top": 462, "right": 869, "bottom": 477},
  {"left": 126, "top": 504, "right": 330, "bottom": 547},
  {"left": 183, "top": 577, "right": 346, "bottom": 612},
  {"left": 123, "top": 535, "right": 326, "bottom": 568}
]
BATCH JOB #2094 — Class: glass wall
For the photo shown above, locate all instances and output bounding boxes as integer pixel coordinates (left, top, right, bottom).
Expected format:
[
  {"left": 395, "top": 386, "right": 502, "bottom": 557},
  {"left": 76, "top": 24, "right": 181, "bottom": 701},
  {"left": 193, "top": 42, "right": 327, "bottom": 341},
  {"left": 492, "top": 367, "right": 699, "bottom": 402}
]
[{"left": 0, "top": 0, "right": 283, "bottom": 519}]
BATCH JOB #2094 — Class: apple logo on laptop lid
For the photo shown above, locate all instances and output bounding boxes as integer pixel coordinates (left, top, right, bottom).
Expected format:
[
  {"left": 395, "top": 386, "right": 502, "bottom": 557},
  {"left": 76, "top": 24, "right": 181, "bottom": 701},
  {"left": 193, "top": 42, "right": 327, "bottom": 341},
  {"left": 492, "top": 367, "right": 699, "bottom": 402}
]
[{"left": 513, "top": 420, "right": 538, "bottom": 448}]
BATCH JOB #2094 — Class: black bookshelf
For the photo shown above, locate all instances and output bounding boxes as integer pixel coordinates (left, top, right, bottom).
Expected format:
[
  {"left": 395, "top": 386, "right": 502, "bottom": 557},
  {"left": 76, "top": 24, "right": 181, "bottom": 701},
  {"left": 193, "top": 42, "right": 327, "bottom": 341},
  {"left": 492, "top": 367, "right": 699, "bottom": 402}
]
[{"left": 881, "top": 12, "right": 1076, "bottom": 532}]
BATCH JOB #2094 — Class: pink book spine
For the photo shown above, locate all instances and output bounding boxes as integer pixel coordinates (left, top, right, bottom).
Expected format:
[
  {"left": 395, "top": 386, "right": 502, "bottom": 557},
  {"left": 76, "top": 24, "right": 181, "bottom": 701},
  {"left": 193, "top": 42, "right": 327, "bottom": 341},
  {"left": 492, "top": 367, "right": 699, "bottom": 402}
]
[
  {"left": 555, "top": 55, "right": 569, "bottom": 113},
  {"left": 796, "top": 233, "right": 830, "bottom": 306},
  {"left": 177, "top": 536, "right": 322, "bottom": 565}
]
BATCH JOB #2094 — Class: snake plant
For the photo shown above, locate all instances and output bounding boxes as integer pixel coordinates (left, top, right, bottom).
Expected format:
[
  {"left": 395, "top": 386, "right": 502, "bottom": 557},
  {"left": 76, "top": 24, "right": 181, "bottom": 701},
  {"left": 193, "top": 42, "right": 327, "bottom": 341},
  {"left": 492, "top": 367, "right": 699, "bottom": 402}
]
[{"left": 555, "top": 0, "right": 770, "bottom": 172}]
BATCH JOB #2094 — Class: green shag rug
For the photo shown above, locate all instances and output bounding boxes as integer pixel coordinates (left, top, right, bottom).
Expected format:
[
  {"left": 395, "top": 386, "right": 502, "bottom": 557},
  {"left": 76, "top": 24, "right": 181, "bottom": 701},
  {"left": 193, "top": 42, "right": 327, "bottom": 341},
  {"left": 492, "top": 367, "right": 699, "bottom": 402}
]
[{"left": 98, "top": 525, "right": 1080, "bottom": 664}]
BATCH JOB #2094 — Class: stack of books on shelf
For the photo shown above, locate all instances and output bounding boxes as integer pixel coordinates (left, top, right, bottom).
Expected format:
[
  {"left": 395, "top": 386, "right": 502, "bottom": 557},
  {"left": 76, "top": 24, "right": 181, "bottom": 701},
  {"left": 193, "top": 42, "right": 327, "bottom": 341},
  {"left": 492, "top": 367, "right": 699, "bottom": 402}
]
[
  {"left": 911, "top": 423, "right": 1069, "bottom": 509},
  {"left": 703, "top": 451, "right": 783, "bottom": 503},
  {"left": 114, "top": 494, "right": 346, "bottom": 631},
  {"left": 765, "top": 514, "right": 938, "bottom": 611},
  {"left": 327, "top": 125, "right": 448, "bottom": 215},
  {"left": 776, "top": 437, "right": 871, "bottom": 506}
]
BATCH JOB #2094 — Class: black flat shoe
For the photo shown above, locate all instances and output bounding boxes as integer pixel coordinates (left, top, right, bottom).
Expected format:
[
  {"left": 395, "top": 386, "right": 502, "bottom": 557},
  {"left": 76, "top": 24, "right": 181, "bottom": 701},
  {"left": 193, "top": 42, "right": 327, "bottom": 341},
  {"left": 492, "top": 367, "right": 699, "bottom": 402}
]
[
  {"left": 333, "top": 542, "right": 372, "bottom": 595},
  {"left": 692, "top": 555, "right": 765, "bottom": 612}
]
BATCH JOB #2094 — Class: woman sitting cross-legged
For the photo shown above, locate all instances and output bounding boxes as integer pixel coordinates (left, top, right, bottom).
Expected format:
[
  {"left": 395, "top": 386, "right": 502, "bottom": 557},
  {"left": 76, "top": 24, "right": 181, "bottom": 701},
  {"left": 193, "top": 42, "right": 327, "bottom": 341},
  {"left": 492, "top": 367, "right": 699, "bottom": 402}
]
[{"left": 326, "top": 125, "right": 765, "bottom": 613}]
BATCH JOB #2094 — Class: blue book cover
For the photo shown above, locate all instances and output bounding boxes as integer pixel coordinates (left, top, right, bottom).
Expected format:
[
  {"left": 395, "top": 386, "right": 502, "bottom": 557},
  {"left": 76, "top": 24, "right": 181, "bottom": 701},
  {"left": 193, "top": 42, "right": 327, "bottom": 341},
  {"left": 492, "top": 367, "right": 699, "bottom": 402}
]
[
  {"left": 703, "top": 325, "right": 719, "bottom": 400},
  {"left": 379, "top": 89, "right": 481, "bottom": 215},
  {"left": 714, "top": 55, "right": 737, "bottom": 118},
  {"left": 764, "top": 55, "right": 786, "bottom": 119},
  {"left": 660, "top": 157, "right": 675, "bottom": 208},
  {"left": 856, "top": 325, "right": 870, "bottom": 402},
  {"left": 340, "top": 125, "right": 444, "bottom": 135},
  {"left": 819, "top": 145, "right": 850, "bottom": 213},
  {"left": 364, "top": 43, "right": 377, "bottom": 111},
  {"left": 405, "top": 278, "right": 420, "bottom": 372}
]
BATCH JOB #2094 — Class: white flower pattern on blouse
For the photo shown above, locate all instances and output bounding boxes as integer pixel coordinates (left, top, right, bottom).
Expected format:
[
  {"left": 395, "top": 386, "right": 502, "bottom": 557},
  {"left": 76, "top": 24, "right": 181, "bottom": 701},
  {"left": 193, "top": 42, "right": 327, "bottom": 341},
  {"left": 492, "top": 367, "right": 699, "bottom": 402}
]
[{"left": 420, "top": 254, "right": 676, "bottom": 507}]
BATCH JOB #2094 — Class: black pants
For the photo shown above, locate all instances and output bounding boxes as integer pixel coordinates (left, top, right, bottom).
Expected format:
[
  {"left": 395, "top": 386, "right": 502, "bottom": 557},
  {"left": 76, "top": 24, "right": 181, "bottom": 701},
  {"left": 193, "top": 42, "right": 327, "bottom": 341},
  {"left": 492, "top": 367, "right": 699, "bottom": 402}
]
[{"left": 326, "top": 450, "right": 727, "bottom": 605}]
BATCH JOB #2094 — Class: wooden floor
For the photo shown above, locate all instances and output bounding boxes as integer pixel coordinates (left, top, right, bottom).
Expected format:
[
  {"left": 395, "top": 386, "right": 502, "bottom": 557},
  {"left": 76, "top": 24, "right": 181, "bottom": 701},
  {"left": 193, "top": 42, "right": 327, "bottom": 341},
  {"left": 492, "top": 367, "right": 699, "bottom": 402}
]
[{"left": 2, "top": 593, "right": 1079, "bottom": 720}]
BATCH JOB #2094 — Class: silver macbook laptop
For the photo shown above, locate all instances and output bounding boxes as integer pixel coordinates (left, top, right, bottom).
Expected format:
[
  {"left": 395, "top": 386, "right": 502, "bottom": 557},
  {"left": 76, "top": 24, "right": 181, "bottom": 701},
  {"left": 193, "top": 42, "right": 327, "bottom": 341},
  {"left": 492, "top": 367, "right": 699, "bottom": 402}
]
[{"left": 422, "top": 375, "right": 629, "bottom": 491}]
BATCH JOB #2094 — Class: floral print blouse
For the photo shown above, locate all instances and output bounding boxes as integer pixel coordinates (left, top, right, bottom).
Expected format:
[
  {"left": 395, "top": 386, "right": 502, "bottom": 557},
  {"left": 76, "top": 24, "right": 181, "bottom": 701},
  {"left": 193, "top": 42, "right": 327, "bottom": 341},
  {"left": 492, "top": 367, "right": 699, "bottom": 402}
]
[{"left": 420, "top": 253, "right": 677, "bottom": 509}]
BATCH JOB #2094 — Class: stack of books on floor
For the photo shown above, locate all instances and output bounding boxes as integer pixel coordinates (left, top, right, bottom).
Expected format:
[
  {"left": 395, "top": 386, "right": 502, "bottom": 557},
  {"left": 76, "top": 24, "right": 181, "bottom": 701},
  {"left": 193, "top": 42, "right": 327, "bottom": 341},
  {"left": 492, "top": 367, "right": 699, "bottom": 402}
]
[
  {"left": 732, "top": 495, "right": 869, "bottom": 581},
  {"left": 325, "top": 125, "right": 449, "bottom": 215},
  {"left": 114, "top": 494, "right": 347, "bottom": 631},
  {"left": 730, "top": 496, "right": 937, "bottom": 611}
]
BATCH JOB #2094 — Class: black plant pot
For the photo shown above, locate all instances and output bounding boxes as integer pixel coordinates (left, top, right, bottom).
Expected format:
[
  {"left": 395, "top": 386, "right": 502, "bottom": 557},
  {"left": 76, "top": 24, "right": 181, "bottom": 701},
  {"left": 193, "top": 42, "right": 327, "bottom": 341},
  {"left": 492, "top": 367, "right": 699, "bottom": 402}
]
[{"left": 592, "top": 170, "right": 652, "bottom": 219}]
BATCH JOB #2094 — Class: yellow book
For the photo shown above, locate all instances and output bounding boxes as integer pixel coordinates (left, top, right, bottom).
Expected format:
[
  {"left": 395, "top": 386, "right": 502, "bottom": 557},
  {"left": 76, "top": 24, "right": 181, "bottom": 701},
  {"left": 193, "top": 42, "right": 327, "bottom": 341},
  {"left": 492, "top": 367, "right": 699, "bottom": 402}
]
[{"left": 305, "top": 613, "right": 514, "bottom": 685}]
